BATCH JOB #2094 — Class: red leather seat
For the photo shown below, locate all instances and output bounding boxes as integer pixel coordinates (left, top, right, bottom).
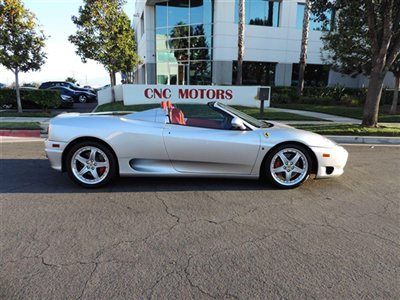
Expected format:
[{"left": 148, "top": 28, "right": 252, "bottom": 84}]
[{"left": 170, "top": 108, "right": 186, "bottom": 125}]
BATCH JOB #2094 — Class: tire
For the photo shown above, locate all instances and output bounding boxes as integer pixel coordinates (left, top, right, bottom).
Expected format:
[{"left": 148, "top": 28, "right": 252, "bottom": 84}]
[
  {"left": 263, "top": 143, "right": 312, "bottom": 189},
  {"left": 65, "top": 141, "right": 118, "bottom": 188},
  {"left": 78, "top": 95, "right": 88, "bottom": 103}
]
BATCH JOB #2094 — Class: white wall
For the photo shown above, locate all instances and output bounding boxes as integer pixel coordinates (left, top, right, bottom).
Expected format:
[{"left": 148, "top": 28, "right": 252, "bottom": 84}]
[{"left": 97, "top": 85, "right": 124, "bottom": 105}]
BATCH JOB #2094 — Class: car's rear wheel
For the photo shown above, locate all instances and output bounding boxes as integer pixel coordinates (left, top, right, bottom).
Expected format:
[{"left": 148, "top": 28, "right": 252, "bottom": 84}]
[
  {"left": 66, "top": 141, "right": 117, "bottom": 188},
  {"left": 263, "top": 144, "right": 311, "bottom": 189},
  {"left": 78, "top": 95, "right": 88, "bottom": 103}
]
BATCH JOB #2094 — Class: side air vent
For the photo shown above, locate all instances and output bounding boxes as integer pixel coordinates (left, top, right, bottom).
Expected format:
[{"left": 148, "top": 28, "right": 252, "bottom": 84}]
[{"left": 326, "top": 167, "right": 334, "bottom": 175}]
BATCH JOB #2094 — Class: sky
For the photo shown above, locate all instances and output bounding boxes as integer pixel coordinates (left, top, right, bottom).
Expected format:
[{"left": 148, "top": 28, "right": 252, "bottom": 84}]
[{"left": 0, "top": 0, "right": 135, "bottom": 88}]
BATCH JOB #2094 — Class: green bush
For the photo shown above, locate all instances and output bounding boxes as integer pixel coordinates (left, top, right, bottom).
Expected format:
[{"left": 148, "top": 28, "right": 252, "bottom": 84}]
[
  {"left": 271, "top": 85, "right": 397, "bottom": 107},
  {"left": 339, "top": 94, "right": 361, "bottom": 106},
  {"left": 0, "top": 88, "right": 61, "bottom": 110},
  {"left": 271, "top": 86, "right": 299, "bottom": 104},
  {"left": 381, "top": 89, "right": 396, "bottom": 105},
  {"left": 300, "top": 96, "right": 334, "bottom": 105}
]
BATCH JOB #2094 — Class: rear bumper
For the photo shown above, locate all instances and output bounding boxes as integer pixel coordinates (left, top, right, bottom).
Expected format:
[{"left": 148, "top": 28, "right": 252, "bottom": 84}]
[
  {"left": 311, "top": 145, "right": 349, "bottom": 179},
  {"left": 45, "top": 140, "right": 67, "bottom": 171}
]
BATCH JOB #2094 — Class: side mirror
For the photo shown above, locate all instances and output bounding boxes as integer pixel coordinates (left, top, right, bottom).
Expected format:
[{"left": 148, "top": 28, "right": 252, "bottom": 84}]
[{"left": 231, "top": 117, "right": 246, "bottom": 130}]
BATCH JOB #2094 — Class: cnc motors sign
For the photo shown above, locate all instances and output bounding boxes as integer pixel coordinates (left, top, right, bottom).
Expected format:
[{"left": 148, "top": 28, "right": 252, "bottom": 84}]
[
  {"left": 122, "top": 84, "right": 270, "bottom": 108},
  {"left": 144, "top": 87, "right": 233, "bottom": 101}
]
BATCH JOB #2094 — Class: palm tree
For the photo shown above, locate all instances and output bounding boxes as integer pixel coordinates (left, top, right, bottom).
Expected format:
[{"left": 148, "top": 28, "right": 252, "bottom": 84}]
[
  {"left": 297, "top": 0, "right": 311, "bottom": 96},
  {"left": 236, "top": 0, "right": 245, "bottom": 85}
]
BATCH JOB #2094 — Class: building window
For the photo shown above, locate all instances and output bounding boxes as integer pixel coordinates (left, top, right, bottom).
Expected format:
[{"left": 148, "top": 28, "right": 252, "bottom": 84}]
[
  {"left": 291, "top": 64, "right": 330, "bottom": 87},
  {"left": 296, "top": 3, "right": 334, "bottom": 31},
  {"left": 232, "top": 61, "right": 276, "bottom": 86},
  {"left": 235, "top": 0, "right": 281, "bottom": 27},
  {"left": 155, "top": 0, "right": 213, "bottom": 85}
]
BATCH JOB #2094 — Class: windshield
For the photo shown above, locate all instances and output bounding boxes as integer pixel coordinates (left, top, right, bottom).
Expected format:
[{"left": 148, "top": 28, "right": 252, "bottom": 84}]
[{"left": 217, "top": 103, "right": 266, "bottom": 128}]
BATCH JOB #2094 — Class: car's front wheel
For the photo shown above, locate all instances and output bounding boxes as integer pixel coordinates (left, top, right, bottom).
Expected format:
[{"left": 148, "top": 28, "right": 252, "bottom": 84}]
[
  {"left": 66, "top": 141, "right": 117, "bottom": 188},
  {"left": 78, "top": 95, "right": 88, "bottom": 103},
  {"left": 263, "top": 144, "right": 312, "bottom": 189}
]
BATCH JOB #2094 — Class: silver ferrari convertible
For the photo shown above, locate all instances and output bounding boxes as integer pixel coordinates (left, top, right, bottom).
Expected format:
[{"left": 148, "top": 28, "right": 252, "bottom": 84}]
[{"left": 45, "top": 101, "right": 348, "bottom": 189}]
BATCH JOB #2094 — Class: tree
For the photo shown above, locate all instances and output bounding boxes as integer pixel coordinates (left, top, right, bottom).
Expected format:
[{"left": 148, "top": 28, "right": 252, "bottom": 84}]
[
  {"left": 65, "top": 76, "right": 77, "bottom": 84},
  {"left": 236, "top": 0, "right": 245, "bottom": 85},
  {"left": 0, "top": 0, "right": 46, "bottom": 113},
  {"left": 312, "top": 0, "right": 400, "bottom": 127},
  {"left": 297, "top": 0, "right": 311, "bottom": 96},
  {"left": 69, "top": 0, "right": 139, "bottom": 102},
  {"left": 390, "top": 58, "right": 400, "bottom": 114}
]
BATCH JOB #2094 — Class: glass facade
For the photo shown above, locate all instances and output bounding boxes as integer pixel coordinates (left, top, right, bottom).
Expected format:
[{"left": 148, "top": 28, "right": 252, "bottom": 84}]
[
  {"left": 232, "top": 61, "right": 277, "bottom": 86},
  {"left": 291, "top": 64, "right": 330, "bottom": 87},
  {"left": 155, "top": 0, "right": 213, "bottom": 85},
  {"left": 235, "top": 0, "right": 281, "bottom": 27},
  {"left": 296, "top": 3, "right": 333, "bottom": 31}
]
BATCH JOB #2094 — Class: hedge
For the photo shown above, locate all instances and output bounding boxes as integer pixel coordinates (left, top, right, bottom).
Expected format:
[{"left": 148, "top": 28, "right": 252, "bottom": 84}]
[
  {"left": 271, "top": 86, "right": 395, "bottom": 107},
  {"left": 0, "top": 88, "right": 61, "bottom": 110}
]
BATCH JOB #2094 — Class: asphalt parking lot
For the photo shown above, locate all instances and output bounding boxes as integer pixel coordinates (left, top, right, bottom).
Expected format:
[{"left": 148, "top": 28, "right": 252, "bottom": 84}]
[{"left": 0, "top": 142, "right": 399, "bottom": 299}]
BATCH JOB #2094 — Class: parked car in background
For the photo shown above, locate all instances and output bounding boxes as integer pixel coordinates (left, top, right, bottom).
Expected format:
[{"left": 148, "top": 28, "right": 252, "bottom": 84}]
[
  {"left": 40, "top": 82, "right": 97, "bottom": 103},
  {"left": 39, "top": 81, "right": 95, "bottom": 93},
  {"left": 48, "top": 86, "right": 94, "bottom": 104},
  {"left": 96, "top": 84, "right": 111, "bottom": 91},
  {"left": 59, "top": 94, "right": 74, "bottom": 108}
]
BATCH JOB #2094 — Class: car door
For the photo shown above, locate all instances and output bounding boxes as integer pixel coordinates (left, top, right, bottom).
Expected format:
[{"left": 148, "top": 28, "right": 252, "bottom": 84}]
[{"left": 163, "top": 124, "right": 261, "bottom": 175}]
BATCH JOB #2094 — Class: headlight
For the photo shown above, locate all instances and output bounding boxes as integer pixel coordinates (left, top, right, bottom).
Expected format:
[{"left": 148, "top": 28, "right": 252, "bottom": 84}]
[{"left": 61, "top": 95, "right": 72, "bottom": 100}]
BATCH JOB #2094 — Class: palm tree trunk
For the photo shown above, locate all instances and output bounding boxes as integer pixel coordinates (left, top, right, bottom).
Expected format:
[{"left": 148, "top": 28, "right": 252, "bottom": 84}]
[
  {"left": 297, "top": 0, "right": 311, "bottom": 97},
  {"left": 110, "top": 71, "right": 116, "bottom": 103},
  {"left": 236, "top": 0, "right": 245, "bottom": 86},
  {"left": 390, "top": 74, "right": 399, "bottom": 114},
  {"left": 15, "top": 68, "right": 23, "bottom": 113}
]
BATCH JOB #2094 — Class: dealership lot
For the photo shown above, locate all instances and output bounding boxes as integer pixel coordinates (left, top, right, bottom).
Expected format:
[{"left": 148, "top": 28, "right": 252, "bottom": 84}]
[{"left": 1, "top": 142, "right": 399, "bottom": 298}]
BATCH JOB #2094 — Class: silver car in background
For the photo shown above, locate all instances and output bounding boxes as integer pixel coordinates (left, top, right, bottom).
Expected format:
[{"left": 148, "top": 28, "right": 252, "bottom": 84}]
[{"left": 45, "top": 102, "right": 348, "bottom": 189}]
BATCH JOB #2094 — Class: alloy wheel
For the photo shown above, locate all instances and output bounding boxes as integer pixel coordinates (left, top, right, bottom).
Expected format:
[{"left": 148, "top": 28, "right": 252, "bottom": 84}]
[
  {"left": 71, "top": 146, "right": 110, "bottom": 185},
  {"left": 269, "top": 148, "right": 308, "bottom": 187},
  {"left": 78, "top": 95, "right": 87, "bottom": 103}
]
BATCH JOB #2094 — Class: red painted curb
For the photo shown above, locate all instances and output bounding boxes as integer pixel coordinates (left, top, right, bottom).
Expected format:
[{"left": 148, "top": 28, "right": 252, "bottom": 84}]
[{"left": 0, "top": 130, "right": 41, "bottom": 138}]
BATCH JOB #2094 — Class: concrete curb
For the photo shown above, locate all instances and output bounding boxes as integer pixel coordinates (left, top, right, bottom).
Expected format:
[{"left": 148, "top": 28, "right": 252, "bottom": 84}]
[
  {"left": 91, "top": 104, "right": 99, "bottom": 113},
  {"left": 0, "top": 129, "right": 41, "bottom": 138},
  {"left": 326, "top": 135, "right": 400, "bottom": 145}
]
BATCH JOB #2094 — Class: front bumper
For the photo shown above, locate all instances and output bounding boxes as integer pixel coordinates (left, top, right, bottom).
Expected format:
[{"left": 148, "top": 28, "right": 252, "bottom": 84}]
[
  {"left": 311, "top": 145, "right": 349, "bottom": 179},
  {"left": 45, "top": 140, "right": 67, "bottom": 171}
]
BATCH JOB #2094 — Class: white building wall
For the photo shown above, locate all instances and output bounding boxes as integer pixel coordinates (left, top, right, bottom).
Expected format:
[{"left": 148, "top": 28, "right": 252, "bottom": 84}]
[
  {"left": 212, "top": 0, "right": 323, "bottom": 64},
  {"left": 133, "top": 1, "right": 157, "bottom": 83},
  {"left": 133, "top": 0, "right": 397, "bottom": 89}
]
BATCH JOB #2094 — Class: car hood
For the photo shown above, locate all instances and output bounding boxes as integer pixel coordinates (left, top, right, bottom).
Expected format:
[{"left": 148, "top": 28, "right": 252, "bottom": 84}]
[
  {"left": 73, "top": 87, "right": 95, "bottom": 94},
  {"left": 260, "top": 121, "right": 337, "bottom": 148}
]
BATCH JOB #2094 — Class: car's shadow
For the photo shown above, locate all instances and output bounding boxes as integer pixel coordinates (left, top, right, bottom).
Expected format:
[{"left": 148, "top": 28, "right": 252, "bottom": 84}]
[{"left": 0, "top": 159, "right": 276, "bottom": 194}]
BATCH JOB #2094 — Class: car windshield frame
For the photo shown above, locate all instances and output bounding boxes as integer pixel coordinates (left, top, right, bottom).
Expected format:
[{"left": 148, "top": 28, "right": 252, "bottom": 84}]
[{"left": 215, "top": 103, "right": 266, "bottom": 128}]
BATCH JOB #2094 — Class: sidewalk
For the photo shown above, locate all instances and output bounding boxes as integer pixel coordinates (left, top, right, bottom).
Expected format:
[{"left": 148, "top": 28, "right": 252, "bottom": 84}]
[
  {"left": 0, "top": 117, "right": 50, "bottom": 123},
  {"left": 269, "top": 108, "right": 360, "bottom": 124}
]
